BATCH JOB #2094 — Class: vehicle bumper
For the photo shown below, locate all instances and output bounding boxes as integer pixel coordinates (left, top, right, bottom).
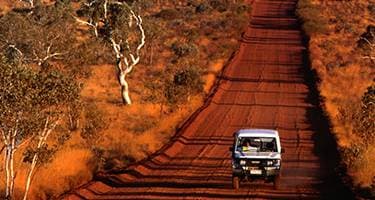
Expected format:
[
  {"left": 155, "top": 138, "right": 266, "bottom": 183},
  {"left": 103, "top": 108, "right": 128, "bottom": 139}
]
[{"left": 232, "top": 166, "right": 280, "bottom": 177}]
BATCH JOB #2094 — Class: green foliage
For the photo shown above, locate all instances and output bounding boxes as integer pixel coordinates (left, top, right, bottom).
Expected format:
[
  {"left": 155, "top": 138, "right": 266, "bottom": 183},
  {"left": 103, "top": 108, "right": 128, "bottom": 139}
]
[
  {"left": 195, "top": 3, "right": 209, "bottom": 13},
  {"left": 171, "top": 42, "right": 198, "bottom": 58},
  {"left": 23, "top": 144, "right": 56, "bottom": 164},
  {"left": 0, "top": 55, "right": 79, "bottom": 156},
  {"left": 31, "top": 1, "right": 73, "bottom": 25},
  {"left": 0, "top": 5, "right": 76, "bottom": 67},
  {"left": 234, "top": 3, "right": 250, "bottom": 15},
  {"left": 165, "top": 67, "right": 204, "bottom": 104},
  {"left": 78, "top": 0, "right": 140, "bottom": 39},
  {"left": 66, "top": 39, "right": 112, "bottom": 78},
  {"left": 143, "top": 17, "right": 164, "bottom": 41},
  {"left": 209, "top": 0, "right": 228, "bottom": 12},
  {"left": 76, "top": 0, "right": 144, "bottom": 66},
  {"left": 67, "top": 101, "right": 82, "bottom": 131}
]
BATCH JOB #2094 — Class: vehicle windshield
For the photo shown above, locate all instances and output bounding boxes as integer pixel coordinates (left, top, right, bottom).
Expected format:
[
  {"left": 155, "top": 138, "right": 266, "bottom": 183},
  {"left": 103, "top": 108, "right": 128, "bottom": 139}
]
[{"left": 236, "top": 137, "right": 277, "bottom": 152}]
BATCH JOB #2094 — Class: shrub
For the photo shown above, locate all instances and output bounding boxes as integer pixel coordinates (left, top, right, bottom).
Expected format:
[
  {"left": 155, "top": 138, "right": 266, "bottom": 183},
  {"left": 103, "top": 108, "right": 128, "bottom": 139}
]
[
  {"left": 81, "top": 103, "right": 107, "bottom": 145},
  {"left": 171, "top": 42, "right": 198, "bottom": 57},
  {"left": 183, "top": 28, "right": 200, "bottom": 42},
  {"left": 209, "top": 0, "right": 228, "bottom": 12},
  {"left": 337, "top": 83, "right": 375, "bottom": 144},
  {"left": 187, "top": 0, "right": 200, "bottom": 7},
  {"left": 165, "top": 67, "right": 204, "bottom": 104},
  {"left": 358, "top": 25, "right": 375, "bottom": 50},
  {"left": 355, "top": 177, "right": 375, "bottom": 199},
  {"left": 195, "top": 3, "right": 209, "bottom": 13},
  {"left": 356, "top": 84, "right": 375, "bottom": 140},
  {"left": 154, "top": 8, "right": 180, "bottom": 20},
  {"left": 296, "top": 0, "right": 328, "bottom": 35},
  {"left": 234, "top": 3, "right": 250, "bottom": 15},
  {"left": 340, "top": 145, "right": 363, "bottom": 169},
  {"left": 126, "top": 114, "right": 158, "bottom": 134}
]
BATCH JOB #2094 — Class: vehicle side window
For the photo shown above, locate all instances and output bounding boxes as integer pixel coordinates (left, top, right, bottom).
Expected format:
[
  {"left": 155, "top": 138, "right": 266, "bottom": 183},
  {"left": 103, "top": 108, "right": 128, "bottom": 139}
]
[{"left": 235, "top": 137, "right": 242, "bottom": 151}]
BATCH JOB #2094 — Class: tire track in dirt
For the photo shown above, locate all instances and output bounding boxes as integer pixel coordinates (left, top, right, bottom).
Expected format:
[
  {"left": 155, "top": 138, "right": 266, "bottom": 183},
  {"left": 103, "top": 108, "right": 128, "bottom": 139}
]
[{"left": 63, "top": 0, "right": 353, "bottom": 199}]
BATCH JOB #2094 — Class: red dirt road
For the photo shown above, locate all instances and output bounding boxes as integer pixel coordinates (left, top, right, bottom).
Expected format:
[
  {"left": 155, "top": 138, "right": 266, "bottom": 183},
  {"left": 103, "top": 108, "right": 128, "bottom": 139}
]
[{"left": 64, "top": 0, "right": 353, "bottom": 199}]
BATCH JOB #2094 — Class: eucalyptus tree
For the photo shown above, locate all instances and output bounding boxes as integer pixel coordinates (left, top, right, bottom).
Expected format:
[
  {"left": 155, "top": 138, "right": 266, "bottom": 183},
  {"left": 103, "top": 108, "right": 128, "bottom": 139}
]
[
  {"left": 0, "top": 57, "right": 79, "bottom": 200},
  {"left": 0, "top": 2, "right": 84, "bottom": 199},
  {"left": 0, "top": 2, "right": 75, "bottom": 69},
  {"left": 74, "top": 0, "right": 146, "bottom": 105}
]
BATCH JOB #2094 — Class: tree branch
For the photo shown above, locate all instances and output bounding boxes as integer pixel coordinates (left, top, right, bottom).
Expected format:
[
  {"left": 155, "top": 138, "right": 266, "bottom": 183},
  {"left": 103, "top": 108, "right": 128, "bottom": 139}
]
[
  {"left": 72, "top": 16, "right": 99, "bottom": 37},
  {"left": 20, "top": 0, "right": 34, "bottom": 8},
  {"left": 32, "top": 43, "right": 66, "bottom": 66}
]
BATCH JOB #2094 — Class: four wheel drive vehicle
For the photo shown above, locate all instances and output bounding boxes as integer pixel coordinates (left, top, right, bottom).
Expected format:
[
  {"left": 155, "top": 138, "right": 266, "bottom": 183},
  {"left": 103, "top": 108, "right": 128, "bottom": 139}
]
[{"left": 229, "top": 129, "right": 284, "bottom": 189}]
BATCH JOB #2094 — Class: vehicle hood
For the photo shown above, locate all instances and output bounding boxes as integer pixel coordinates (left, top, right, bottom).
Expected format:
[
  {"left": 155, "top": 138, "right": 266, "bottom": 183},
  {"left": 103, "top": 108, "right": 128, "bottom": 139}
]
[{"left": 234, "top": 151, "right": 281, "bottom": 159}]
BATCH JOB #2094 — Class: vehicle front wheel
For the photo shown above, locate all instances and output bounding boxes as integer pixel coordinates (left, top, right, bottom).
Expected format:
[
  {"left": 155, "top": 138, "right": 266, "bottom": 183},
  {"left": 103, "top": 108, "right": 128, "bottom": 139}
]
[{"left": 232, "top": 176, "right": 240, "bottom": 189}]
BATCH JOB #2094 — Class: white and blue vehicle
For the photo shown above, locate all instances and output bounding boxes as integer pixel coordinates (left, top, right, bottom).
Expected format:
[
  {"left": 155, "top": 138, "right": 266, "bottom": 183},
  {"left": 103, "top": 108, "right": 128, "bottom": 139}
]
[{"left": 229, "top": 129, "right": 284, "bottom": 189}]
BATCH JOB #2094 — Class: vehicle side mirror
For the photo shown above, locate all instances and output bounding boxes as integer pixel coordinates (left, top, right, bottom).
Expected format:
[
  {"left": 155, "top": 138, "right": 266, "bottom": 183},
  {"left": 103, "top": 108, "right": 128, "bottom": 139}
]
[
  {"left": 281, "top": 148, "right": 285, "bottom": 153},
  {"left": 229, "top": 147, "right": 233, "bottom": 151}
]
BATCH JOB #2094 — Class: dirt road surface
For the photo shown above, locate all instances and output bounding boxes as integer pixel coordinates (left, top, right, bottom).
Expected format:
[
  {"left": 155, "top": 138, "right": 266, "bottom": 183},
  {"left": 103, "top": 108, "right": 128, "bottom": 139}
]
[{"left": 63, "top": 0, "right": 353, "bottom": 199}]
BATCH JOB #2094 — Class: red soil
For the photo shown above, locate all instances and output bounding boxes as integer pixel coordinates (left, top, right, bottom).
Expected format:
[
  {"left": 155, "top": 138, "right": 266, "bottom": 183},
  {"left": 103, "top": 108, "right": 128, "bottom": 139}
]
[{"left": 62, "top": 0, "right": 353, "bottom": 199}]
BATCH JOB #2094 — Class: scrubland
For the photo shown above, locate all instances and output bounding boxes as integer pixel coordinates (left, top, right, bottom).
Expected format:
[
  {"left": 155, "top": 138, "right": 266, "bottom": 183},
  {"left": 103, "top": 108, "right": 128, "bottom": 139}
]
[
  {"left": 297, "top": 0, "right": 375, "bottom": 198},
  {"left": 0, "top": 0, "right": 250, "bottom": 198}
]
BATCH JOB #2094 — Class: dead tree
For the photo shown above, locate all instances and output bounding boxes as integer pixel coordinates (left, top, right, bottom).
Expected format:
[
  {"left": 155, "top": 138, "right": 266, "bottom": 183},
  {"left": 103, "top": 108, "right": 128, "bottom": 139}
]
[{"left": 74, "top": 0, "right": 146, "bottom": 105}]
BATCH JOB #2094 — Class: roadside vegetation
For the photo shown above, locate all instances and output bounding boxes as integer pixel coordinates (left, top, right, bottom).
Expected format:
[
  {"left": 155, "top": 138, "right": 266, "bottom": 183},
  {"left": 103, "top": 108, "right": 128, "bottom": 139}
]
[
  {"left": 0, "top": 0, "right": 250, "bottom": 199},
  {"left": 297, "top": 0, "right": 375, "bottom": 198}
]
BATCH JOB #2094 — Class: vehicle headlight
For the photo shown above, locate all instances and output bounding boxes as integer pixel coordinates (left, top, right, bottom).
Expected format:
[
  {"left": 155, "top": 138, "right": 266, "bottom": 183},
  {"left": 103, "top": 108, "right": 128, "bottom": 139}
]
[
  {"left": 240, "top": 160, "right": 246, "bottom": 165},
  {"left": 232, "top": 160, "right": 240, "bottom": 168},
  {"left": 267, "top": 161, "right": 273, "bottom": 166},
  {"left": 273, "top": 159, "right": 281, "bottom": 166}
]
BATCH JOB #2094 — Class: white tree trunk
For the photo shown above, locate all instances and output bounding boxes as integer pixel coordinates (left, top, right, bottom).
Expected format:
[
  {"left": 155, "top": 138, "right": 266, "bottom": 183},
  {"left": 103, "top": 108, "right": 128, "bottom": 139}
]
[
  {"left": 76, "top": 1, "right": 145, "bottom": 105},
  {"left": 4, "top": 145, "right": 16, "bottom": 200},
  {"left": 4, "top": 146, "right": 11, "bottom": 199},
  {"left": 9, "top": 131, "right": 16, "bottom": 199},
  {"left": 118, "top": 72, "right": 132, "bottom": 105},
  {"left": 22, "top": 119, "right": 56, "bottom": 200},
  {"left": 3, "top": 129, "right": 17, "bottom": 200},
  {"left": 22, "top": 154, "right": 37, "bottom": 200}
]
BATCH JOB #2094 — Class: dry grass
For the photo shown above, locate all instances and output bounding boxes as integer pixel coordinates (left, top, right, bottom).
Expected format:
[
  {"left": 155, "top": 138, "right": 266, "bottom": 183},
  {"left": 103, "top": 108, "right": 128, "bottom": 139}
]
[
  {"left": 0, "top": 1, "right": 250, "bottom": 198},
  {"left": 298, "top": 0, "right": 375, "bottom": 195}
]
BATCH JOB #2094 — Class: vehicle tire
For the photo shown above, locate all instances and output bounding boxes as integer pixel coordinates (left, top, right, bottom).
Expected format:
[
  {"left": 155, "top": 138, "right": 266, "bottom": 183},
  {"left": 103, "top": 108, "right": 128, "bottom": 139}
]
[
  {"left": 273, "top": 174, "right": 280, "bottom": 190},
  {"left": 232, "top": 176, "right": 240, "bottom": 189}
]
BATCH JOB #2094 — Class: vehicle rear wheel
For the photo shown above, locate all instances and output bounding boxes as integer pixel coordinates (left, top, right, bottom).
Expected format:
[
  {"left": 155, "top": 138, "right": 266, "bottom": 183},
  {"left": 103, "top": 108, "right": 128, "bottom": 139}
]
[
  {"left": 232, "top": 176, "right": 240, "bottom": 189},
  {"left": 273, "top": 174, "right": 280, "bottom": 190}
]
